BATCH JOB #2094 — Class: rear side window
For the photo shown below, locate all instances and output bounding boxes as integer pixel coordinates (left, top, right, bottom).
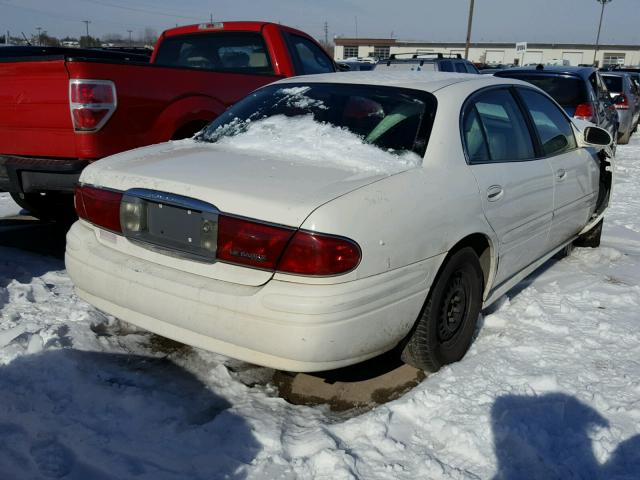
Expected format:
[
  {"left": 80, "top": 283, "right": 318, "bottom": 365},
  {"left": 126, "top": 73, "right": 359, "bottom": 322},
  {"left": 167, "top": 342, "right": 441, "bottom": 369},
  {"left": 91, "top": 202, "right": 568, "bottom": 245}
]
[
  {"left": 463, "top": 89, "right": 535, "bottom": 163},
  {"left": 518, "top": 88, "right": 577, "bottom": 156},
  {"left": 439, "top": 60, "right": 454, "bottom": 72},
  {"left": 499, "top": 74, "right": 588, "bottom": 106},
  {"left": 288, "top": 34, "right": 334, "bottom": 75},
  {"left": 602, "top": 75, "right": 623, "bottom": 93},
  {"left": 154, "top": 32, "right": 273, "bottom": 74},
  {"left": 454, "top": 62, "right": 467, "bottom": 73}
]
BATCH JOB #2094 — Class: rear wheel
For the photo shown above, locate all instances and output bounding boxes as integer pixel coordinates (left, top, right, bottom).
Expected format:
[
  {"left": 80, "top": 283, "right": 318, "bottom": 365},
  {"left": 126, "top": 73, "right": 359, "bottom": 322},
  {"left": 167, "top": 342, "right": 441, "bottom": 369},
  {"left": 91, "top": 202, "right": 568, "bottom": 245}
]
[
  {"left": 401, "top": 247, "right": 484, "bottom": 372},
  {"left": 618, "top": 129, "right": 631, "bottom": 145},
  {"left": 10, "top": 192, "right": 76, "bottom": 222}
]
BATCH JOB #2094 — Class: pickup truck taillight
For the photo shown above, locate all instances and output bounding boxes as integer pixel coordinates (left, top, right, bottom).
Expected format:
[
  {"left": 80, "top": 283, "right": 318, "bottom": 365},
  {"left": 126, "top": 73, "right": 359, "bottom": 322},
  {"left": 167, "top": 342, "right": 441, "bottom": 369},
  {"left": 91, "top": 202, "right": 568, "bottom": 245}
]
[
  {"left": 69, "top": 80, "right": 117, "bottom": 132},
  {"left": 75, "top": 186, "right": 361, "bottom": 276}
]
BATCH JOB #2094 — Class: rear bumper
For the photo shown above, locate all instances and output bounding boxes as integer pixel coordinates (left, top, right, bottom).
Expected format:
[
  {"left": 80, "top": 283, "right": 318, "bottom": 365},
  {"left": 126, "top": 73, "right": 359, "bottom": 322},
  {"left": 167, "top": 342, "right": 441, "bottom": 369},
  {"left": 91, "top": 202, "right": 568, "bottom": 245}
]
[
  {"left": 0, "top": 155, "right": 87, "bottom": 193},
  {"left": 66, "top": 221, "right": 442, "bottom": 371}
]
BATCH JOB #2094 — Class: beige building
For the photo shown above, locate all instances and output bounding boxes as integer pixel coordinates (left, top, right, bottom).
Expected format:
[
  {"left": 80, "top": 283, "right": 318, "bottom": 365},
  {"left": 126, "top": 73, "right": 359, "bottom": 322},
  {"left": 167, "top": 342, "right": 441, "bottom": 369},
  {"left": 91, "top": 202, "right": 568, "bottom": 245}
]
[{"left": 334, "top": 38, "right": 640, "bottom": 67}]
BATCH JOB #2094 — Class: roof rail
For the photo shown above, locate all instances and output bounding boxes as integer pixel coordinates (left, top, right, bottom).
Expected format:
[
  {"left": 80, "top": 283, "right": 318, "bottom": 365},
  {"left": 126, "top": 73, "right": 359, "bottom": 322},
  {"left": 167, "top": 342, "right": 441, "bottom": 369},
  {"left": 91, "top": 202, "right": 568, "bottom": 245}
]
[{"left": 388, "top": 52, "right": 463, "bottom": 60}]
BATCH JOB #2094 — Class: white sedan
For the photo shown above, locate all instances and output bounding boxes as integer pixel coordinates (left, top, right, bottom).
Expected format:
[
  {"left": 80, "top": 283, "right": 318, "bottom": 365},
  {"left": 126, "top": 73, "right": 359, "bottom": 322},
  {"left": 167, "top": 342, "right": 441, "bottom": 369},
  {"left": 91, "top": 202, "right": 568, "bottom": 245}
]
[{"left": 66, "top": 72, "right": 613, "bottom": 372}]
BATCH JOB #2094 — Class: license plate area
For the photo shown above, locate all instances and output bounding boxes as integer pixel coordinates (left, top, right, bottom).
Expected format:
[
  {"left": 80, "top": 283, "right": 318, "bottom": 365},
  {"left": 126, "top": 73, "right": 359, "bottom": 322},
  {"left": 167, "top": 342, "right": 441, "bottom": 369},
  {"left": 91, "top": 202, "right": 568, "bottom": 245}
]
[{"left": 120, "top": 189, "right": 219, "bottom": 262}]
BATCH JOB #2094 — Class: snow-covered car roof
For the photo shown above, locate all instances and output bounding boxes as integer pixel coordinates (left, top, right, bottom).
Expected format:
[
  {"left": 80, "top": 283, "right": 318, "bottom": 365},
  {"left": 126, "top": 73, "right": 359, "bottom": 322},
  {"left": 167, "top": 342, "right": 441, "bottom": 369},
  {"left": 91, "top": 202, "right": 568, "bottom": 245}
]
[{"left": 274, "top": 71, "right": 525, "bottom": 93}]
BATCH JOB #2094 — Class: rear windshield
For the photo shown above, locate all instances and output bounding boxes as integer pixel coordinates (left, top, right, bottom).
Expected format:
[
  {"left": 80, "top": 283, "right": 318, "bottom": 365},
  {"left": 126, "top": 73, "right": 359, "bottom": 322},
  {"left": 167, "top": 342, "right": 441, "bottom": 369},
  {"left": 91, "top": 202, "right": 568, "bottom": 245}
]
[
  {"left": 198, "top": 83, "right": 437, "bottom": 158},
  {"left": 602, "top": 75, "right": 623, "bottom": 93},
  {"left": 498, "top": 74, "right": 588, "bottom": 106},
  {"left": 154, "top": 32, "right": 273, "bottom": 74}
]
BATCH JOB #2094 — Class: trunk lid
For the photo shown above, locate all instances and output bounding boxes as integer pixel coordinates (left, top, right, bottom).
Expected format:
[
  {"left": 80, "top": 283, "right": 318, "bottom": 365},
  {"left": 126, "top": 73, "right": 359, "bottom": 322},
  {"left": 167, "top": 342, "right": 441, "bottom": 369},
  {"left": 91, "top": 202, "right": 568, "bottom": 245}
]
[{"left": 80, "top": 140, "right": 398, "bottom": 286}]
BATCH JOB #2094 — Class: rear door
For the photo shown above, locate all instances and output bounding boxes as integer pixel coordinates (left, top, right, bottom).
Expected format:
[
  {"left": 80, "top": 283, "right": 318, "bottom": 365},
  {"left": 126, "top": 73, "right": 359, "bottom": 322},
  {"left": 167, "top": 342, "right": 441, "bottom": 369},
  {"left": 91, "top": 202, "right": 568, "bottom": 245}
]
[
  {"left": 462, "top": 87, "right": 554, "bottom": 286},
  {"left": 516, "top": 87, "right": 599, "bottom": 248}
]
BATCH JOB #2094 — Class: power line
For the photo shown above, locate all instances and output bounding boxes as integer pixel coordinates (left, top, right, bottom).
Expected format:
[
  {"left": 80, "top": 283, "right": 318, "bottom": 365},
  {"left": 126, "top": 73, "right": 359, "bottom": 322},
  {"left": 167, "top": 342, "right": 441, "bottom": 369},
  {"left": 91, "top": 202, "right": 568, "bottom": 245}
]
[{"left": 79, "top": 0, "right": 202, "bottom": 21}]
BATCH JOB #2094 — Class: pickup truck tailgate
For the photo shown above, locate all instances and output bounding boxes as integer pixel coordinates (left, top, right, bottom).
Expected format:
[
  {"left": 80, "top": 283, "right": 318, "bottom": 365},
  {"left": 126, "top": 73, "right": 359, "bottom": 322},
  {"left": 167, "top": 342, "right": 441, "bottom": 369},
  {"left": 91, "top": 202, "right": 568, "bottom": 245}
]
[{"left": 0, "top": 59, "right": 75, "bottom": 158}]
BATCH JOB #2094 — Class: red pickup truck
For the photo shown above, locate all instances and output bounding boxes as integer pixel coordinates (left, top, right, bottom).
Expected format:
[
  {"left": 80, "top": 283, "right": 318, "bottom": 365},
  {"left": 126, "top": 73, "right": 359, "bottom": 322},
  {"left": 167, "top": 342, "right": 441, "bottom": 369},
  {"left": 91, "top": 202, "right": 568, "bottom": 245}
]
[{"left": 0, "top": 21, "right": 336, "bottom": 219}]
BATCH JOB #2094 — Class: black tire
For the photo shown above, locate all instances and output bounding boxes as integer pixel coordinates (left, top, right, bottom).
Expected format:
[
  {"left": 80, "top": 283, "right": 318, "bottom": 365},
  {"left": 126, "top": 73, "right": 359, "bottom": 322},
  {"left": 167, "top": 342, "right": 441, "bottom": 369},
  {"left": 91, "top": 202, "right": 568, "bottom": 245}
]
[
  {"left": 618, "top": 129, "right": 631, "bottom": 145},
  {"left": 574, "top": 218, "right": 603, "bottom": 248},
  {"left": 401, "top": 247, "right": 484, "bottom": 372},
  {"left": 10, "top": 192, "right": 76, "bottom": 222}
]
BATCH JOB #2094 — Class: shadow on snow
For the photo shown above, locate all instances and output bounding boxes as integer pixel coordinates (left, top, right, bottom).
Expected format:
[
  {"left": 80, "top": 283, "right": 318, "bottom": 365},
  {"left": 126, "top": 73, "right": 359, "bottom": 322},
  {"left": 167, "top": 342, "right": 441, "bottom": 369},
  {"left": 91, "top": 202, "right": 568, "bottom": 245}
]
[{"left": 0, "top": 350, "right": 261, "bottom": 479}]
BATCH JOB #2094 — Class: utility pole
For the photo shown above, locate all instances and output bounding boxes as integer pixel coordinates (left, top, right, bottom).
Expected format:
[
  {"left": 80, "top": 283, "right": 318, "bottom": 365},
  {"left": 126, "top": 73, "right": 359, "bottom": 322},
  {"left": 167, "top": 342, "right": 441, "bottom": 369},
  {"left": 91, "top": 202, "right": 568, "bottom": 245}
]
[
  {"left": 82, "top": 19, "right": 91, "bottom": 39},
  {"left": 127, "top": 29, "right": 133, "bottom": 47},
  {"left": 323, "top": 21, "right": 329, "bottom": 46},
  {"left": 36, "top": 27, "right": 42, "bottom": 46},
  {"left": 210, "top": 12, "right": 213, "bottom": 23},
  {"left": 593, "top": 0, "right": 612, "bottom": 67},
  {"left": 464, "top": 0, "right": 475, "bottom": 60},
  {"left": 354, "top": 16, "right": 358, "bottom": 39}
]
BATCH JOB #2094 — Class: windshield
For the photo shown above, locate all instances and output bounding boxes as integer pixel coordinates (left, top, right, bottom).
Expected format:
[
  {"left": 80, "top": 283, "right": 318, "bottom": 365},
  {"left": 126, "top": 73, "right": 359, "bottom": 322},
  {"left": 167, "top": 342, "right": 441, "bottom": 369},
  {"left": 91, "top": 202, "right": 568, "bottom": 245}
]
[
  {"left": 198, "top": 83, "right": 437, "bottom": 159},
  {"left": 499, "top": 74, "right": 588, "bottom": 106}
]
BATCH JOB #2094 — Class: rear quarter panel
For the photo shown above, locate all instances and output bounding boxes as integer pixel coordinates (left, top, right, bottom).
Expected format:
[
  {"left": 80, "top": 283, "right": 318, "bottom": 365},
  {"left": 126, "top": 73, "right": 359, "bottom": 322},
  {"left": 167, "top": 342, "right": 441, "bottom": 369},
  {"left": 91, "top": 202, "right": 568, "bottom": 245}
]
[{"left": 275, "top": 81, "right": 497, "bottom": 287}]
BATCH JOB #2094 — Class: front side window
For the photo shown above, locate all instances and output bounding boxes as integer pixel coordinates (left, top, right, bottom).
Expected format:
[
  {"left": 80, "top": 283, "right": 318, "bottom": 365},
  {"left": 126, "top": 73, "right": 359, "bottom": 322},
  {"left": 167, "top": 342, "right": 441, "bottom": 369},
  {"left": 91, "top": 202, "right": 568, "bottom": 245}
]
[
  {"left": 463, "top": 89, "right": 535, "bottom": 163},
  {"left": 518, "top": 88, "right": 577, "bottom": 157},
  {"left": 154, "top": 32, "right": 273, "bottom": 73},
  {"left": 288, "top": 35, "right": 334, "bottom": 75},
  {"left": 198, "top": 83, "right": 437, "bottom": 159}
]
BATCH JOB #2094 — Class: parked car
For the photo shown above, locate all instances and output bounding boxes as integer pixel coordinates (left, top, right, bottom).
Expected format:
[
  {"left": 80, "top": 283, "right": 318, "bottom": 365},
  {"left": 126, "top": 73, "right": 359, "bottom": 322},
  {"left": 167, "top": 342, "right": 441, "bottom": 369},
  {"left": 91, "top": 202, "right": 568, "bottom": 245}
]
[
  {"left": 66, "top": 72, "right": 613, "bottom": 373},
  {"left": 0, "top": 21, "right": 335, "bottom": 220},
  {"left": 495, "top": 66, "right": 619, "bottom": 146},
  {"left": 600, "top": 72, "right": 640, "bottom": 144},
  {"left": 374, "top": 53, "right": 480, "bottom": 74}
]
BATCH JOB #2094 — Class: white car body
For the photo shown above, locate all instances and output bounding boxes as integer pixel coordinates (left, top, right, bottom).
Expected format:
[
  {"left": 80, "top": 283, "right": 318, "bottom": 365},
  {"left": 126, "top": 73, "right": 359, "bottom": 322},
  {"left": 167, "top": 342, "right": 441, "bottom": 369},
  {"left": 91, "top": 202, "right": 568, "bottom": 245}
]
[{"left": 66, "top": 72, "right": 612, "bottom": 371}]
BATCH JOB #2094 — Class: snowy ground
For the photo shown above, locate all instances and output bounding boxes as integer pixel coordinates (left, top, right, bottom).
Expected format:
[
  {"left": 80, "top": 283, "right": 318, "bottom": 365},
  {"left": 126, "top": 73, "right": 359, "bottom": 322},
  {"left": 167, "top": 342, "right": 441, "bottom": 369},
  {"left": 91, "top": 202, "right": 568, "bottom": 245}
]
[{"left": 1, "top": 140, "right": 640, "bottom": 479}]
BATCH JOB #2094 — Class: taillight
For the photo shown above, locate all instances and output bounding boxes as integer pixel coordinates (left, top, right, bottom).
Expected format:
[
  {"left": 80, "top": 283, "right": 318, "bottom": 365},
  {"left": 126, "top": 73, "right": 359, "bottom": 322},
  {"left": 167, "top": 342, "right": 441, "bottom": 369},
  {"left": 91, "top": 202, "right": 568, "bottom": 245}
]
[
  {"left": 75, "top": 185, "right": 122, "bottom": 232},
  {"left": 277, "top": 231, "right": 361, "bottom": 276},
  {"left": 69, "top": 80, "right": 117, "bottom": 132},
  {"left": 574, "top": 103, "right": 594, "bottom": 121},
  {"left": 216, "top": 215, "right": 295, "bottom": 270},
  {"left": 615, "top": 94, "right": 630, "bottom": 110},
  {"left": 216, "top": 215, "right": 361, "bottom": 275}
]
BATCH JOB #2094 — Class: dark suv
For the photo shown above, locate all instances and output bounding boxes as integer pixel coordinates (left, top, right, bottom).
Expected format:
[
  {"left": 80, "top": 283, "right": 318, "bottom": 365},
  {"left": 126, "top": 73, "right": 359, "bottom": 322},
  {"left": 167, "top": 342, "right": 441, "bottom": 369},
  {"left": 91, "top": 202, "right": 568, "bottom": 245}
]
[
  {"left": 496, "top": 66, "right": 619, "bottom": 143},
  {"left": 374, "top": 53, "right": 480, "bottom": 74}
]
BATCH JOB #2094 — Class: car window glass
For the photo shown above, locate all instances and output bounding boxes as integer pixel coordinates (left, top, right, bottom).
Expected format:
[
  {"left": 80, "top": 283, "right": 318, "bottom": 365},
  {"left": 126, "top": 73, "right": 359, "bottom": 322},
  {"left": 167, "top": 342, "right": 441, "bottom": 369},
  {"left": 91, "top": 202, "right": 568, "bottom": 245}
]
[
  {"left": 471, "top": 89, "right": 535, "bottom": 162},
  {"left": 602, "top": 75, "right": 623, "bottom": 94},
  {"left": 462, "top": 107, "right": 490, "bottom": 162},
  {"left": 497, "top": 74, "right": 587, "bottom": 106},
  {"left": 288, "top": 34, "right": 334, "bottom": 74},
  {"left": 454, "top": 62, "right": 467, "bottom": 73},
  {"left": 465, "top": 63, "right": 478, "bottom": 74},
  {"left": 439, "top": 60, "right": 454, "bottom": 72},
  {"left": 200, "top": 83, "right": 437, "bottom": 158},
  {"left": 154, "top": 32, "right": 273, "bottom": 73},
  {"left": 518, "top": 89, "right": 577, "bottom": 156}
]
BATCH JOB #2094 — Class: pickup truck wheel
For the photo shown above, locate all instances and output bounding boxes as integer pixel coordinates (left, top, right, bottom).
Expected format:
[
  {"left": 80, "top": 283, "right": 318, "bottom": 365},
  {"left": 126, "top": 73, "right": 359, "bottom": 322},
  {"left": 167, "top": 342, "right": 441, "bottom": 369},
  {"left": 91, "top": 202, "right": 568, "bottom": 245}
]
[
  {"left": 574, "top": 218, "right": 603, "bottom": 248},
  {"left": 401, "top": 247, "right": 484, "bottom": 372},
  {"left": 10, "top": 192, "right": 75, "bottom": 222}
]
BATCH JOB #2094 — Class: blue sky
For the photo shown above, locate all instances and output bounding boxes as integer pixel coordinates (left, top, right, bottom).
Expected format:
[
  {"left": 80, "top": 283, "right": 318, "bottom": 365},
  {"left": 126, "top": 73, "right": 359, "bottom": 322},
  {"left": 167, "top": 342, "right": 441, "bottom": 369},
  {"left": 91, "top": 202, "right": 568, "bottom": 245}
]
[{"left": 1, "top": 0, "right": 638, "bottom": 44}]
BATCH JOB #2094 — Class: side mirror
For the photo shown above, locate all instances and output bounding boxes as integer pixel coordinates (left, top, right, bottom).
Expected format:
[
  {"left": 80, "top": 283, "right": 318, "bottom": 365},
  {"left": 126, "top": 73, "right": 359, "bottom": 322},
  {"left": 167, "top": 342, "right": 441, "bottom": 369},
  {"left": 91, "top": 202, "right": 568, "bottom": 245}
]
[
  {"left": 336, "top": 62, "right": 351, "bottom": 72},
  {"left": 584, "top": 126, "right": 612, "bottom": 146}
]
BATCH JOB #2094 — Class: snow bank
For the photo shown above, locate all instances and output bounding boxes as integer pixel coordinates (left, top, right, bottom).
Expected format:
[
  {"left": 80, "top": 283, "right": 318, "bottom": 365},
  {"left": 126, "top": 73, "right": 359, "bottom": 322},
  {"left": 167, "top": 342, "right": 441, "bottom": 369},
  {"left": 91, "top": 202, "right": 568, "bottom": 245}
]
[
  {"left": 1, "top": 139, "right": 640, "bottom": 478},
  {"left": 0, "top": 193, "right": 20, "bottom": 217},
  {"left": 211, "top": 114, "right": 422, "bottom": 175}
]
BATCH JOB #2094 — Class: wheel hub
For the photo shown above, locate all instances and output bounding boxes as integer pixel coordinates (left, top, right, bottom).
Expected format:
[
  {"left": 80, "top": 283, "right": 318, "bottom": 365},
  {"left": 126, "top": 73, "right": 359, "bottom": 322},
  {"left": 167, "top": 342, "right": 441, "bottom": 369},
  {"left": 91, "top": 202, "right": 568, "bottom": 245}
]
[{"left": 438, "top": 272, "right": 469, "bottom": 342}]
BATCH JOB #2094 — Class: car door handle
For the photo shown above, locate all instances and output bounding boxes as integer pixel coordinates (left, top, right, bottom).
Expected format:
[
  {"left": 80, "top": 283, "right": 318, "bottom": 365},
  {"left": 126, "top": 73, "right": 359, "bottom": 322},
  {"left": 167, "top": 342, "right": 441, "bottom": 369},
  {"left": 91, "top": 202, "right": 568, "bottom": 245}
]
[
  {"left": 556, "top": 169, "right": 567, "bottom": 181},
  {"left": 487, "top": 185, "right": 504, "bottom": 202}
]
